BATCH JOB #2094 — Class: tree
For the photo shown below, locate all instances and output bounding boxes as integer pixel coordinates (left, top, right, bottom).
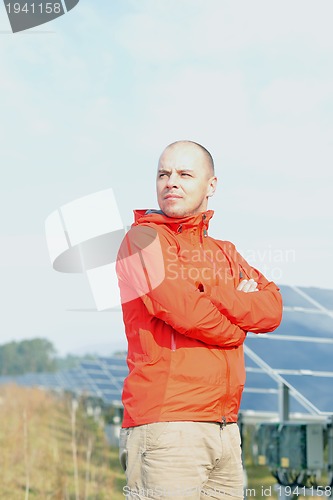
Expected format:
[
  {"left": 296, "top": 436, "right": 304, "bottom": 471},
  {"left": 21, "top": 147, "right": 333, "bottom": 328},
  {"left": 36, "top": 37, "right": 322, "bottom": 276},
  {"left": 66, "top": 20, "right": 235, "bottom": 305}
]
[{"left": 0, "top": 338, "right": 57, "bottom": 375}]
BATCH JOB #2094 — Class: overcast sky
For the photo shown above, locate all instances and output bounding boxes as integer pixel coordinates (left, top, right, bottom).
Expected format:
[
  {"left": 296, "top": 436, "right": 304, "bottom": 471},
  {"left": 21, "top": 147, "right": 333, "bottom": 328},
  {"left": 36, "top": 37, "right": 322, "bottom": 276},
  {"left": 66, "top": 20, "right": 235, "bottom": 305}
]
[{"left": 1, "top": 0, "right": 332, "bottom": 356}]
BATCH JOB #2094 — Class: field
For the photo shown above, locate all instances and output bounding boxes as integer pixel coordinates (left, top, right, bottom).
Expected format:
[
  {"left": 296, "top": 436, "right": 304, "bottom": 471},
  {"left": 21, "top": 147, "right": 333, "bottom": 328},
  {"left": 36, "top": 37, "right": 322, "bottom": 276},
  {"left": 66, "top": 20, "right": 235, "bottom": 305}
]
[
  {"left": 0, "top": 385, "right": 314, "bottom": 499},
  {"left": 0, "top": 385, "right": 125, "bottom": 499}
]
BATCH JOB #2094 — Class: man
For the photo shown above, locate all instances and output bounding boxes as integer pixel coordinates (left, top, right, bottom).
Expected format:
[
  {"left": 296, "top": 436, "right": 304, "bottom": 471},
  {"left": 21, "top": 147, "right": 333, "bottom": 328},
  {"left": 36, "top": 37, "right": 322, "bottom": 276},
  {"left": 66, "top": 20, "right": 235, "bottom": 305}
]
[{"left": 116, "top": 141, "right": 282, "bottom": 499}]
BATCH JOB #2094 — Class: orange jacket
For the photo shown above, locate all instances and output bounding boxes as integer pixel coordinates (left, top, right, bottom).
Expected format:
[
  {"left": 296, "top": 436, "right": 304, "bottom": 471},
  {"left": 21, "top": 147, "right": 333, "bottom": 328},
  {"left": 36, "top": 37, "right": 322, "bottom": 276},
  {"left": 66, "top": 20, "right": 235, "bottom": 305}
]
[{"left": 116, "top": 210, "right": 282, "bottom": 427}]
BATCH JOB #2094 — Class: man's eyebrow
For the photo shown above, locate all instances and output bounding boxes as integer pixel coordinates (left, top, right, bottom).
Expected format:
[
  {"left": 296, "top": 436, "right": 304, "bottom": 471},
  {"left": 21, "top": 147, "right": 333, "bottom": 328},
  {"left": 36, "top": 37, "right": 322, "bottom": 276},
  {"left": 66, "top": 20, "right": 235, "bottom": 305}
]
[{"left": 157, "top": 168, "right": 195, "bottom": 173}]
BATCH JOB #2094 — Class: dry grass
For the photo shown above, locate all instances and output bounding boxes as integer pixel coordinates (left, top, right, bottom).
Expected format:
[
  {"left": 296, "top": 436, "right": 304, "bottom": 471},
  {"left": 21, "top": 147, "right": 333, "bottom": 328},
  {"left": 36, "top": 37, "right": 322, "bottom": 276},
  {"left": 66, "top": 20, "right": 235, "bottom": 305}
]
[
  {"left": 0, "top": 385, "right": 125, "bottom": 499},
  {"left": 1, "top": 385, "right": 321, "bottom": 499},
  {"left": 246, "top": 464, "right": 278, "bottom": 499}
]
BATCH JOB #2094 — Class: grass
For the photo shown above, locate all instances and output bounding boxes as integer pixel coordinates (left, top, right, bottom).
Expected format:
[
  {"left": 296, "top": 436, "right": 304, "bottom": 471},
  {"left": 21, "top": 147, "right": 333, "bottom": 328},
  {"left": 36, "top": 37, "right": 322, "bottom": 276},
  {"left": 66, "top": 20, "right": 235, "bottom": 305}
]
[
  {"left": 245, "top": 464, "right": 278, "bottom": 499},
  {"left": 243, "top": 424, "right": 278, "bottom": 499},
  {"left": 1, "top": 385, "right": 326, "bottom": 499},
  {"left": 0, "top": 384, "right": 126, "bottom": 499}
]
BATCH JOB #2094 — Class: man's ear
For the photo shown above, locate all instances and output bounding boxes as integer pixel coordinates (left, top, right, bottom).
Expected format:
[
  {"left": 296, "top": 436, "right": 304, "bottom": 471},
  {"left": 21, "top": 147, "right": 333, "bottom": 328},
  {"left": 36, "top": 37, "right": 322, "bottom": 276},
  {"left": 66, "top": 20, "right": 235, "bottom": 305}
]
[{"left": 207, "top": 177, "right": 217, "bottom": 198}]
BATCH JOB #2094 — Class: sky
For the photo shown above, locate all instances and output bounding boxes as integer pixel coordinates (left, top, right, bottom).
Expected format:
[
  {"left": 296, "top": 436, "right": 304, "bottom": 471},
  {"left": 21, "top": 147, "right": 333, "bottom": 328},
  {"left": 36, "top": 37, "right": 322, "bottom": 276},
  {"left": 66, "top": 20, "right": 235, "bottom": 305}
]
[{"left": 1, "top": 0, "right": 333, "bottom": 356}]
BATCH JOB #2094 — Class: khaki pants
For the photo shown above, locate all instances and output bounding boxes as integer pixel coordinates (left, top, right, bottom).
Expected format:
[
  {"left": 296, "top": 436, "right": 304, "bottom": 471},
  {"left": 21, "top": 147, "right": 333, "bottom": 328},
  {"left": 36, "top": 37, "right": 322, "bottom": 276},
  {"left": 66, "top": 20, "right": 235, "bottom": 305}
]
[{"left": 119, "top": 422, "right": 244, "bottom": 499}]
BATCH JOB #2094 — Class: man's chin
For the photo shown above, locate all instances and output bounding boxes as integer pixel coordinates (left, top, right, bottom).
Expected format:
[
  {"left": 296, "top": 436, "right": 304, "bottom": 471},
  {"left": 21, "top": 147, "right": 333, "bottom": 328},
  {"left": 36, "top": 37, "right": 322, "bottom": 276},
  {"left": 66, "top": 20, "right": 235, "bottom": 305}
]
[{"left": 160, "top": 206, "right": 187, "bottom": 219}]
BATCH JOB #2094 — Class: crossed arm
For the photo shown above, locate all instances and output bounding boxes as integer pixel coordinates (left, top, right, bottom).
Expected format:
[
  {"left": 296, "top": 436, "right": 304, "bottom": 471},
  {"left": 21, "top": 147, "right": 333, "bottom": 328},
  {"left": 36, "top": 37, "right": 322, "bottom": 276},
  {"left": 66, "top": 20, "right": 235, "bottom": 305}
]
[
  {"left": 116, "top": 225, "right": 282, "bottom": 348},
  {"left": 208, "top": 249, "right": 283, "bottom": 333}
]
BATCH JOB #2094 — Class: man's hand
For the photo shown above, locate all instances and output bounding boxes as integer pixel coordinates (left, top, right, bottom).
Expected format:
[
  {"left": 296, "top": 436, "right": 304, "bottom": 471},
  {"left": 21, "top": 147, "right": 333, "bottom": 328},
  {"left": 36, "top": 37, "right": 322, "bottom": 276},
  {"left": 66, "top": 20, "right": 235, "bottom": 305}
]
[{"left": 237, "top": 279, "right": 258, "bottom": 293}]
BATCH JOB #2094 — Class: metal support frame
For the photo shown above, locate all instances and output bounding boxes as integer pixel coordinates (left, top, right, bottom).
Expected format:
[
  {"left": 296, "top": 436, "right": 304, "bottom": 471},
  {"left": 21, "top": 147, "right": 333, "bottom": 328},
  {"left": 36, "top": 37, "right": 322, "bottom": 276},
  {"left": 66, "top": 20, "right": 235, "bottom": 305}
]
[
  {"left": 279, "top": 383, "right": 290, "bottom": 422},
  {"left": 328, "top": 416, "right": 333, "bottom": 498}
]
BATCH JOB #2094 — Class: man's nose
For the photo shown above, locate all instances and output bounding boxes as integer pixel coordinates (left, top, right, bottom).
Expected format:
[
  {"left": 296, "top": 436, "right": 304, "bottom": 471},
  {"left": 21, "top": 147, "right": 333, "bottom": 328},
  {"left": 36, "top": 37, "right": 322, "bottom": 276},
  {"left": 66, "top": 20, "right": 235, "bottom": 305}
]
[{"left": 166, "top": 173, "right": 179, "bottom": 188}]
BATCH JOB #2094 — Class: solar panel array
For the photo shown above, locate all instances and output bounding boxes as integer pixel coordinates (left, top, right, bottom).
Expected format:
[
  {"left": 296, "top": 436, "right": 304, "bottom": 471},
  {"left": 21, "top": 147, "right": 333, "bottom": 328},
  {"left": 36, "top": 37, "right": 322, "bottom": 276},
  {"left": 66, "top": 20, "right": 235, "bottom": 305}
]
[
  {"left": 243, "top": 285, "right": 333, "bottom": 415},
  {"left": 0, "top": 358, "right": 128, "bottom": 407},
  {"left": 78, "top": 358, "right": 127, "bottom": 405},
  {"left": 0, "top": 285, "right": 332, "bottom": 416}
]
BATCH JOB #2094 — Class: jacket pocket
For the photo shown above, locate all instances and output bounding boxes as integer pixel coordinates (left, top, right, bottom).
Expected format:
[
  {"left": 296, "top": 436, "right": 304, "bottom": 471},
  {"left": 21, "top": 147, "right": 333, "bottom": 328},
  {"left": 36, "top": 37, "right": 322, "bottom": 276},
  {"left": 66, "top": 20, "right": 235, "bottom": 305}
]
[{"left": 139, "top": 329, "right": 162, "bottom": 362}]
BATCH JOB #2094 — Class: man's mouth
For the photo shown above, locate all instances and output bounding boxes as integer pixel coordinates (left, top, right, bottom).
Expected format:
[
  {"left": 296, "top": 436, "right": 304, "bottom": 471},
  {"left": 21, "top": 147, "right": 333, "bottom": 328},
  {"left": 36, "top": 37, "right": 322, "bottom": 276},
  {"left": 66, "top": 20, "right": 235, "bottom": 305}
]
[{"left": 164, "top": 193, "right": 182, "bottom": 200}]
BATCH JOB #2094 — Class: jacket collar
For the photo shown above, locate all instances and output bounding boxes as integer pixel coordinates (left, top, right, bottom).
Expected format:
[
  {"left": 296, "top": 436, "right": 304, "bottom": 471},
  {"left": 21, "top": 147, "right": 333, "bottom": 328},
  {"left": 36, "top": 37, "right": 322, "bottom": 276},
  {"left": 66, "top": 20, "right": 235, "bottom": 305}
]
[{"left": 133, "top": 209, "right": 214, "bottom": 233}]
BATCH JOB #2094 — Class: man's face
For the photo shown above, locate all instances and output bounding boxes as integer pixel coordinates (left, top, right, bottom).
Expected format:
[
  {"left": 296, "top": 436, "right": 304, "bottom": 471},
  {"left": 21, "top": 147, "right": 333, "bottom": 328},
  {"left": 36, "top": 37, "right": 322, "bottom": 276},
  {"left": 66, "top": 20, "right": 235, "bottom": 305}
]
[{"left": 156, "top": 144, "right": 217, "bottom": 218}]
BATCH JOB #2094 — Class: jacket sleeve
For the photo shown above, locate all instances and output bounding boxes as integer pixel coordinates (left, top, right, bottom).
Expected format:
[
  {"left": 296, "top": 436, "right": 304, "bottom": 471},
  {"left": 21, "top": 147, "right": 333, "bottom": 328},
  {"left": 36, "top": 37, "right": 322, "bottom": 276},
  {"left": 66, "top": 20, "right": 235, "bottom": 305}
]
[
  {"left": 208, "top": 245, "right": 283, "bottom": 333},
  {"left": 116, "top": 225, "right": 246, "bottom": 348}
]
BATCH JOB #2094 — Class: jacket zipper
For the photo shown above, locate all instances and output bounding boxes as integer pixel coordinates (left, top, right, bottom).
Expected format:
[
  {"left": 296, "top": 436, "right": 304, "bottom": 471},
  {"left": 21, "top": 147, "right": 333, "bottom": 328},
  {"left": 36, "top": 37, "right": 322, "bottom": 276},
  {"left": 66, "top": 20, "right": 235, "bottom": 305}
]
[
  {"left": 170, "top": 224, "right": 184, "bottom": 352},
  {"left": 200, "top": 218, "right": 232, "bottom": 423},
  {"left": 172, "top": 215, "right": 207, "bottom": 352},
  {"left": 199, "top": 214, "right": 218, "bottom": 283},
  {"left": 239, "top": 264, "right": 250, "bottom": 282},
  {"left": 171, "top": 332, "right": 176, "bottom": 352},
  {"left": 199, "top": 214, "right": 207, "bottom": 256},
  {"left": 221, "top": 350, "right": 231, "bottom": 426},
  {"left": 174, "top": 214, "right": 233, "bottom": 420}
]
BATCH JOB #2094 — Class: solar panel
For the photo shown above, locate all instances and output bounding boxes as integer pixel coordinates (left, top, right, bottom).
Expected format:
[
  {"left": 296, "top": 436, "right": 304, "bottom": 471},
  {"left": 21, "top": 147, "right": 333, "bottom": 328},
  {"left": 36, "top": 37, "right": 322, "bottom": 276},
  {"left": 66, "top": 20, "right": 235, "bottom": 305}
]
[
  {"left": 276, "top": 310, "right": 333, "bottom": 338},
  {"left": 107, "top": 368, "right": 128, "bottom": 379},
  {"left": 297, "top": 287, "right": 333, "bottom": 311},
  {"left": 282, "top": 375, "right": 333, "bottom": 413},
  {"left": 241, "top": 391, "right": 279, "bottom": 412},
  {"left": 77, "top": 358, "right": 125, "bottom": 402},
  {"left": 102, "top": 395, "right": 123, "bottom": 404},
  {"left": 278, "top": 285, "right": 315, "bottom": 309},
  {"left": 80, "top": 361, "right": 105, "bottom": 371},
  {"left": 245, "top": 337, "right": 333, "bottom": 372},
  {"left": 242, "top": 285, "right": 333, "bottom": 416},
  {"left": 88, "top": 373, "right": 112, "bottom": 381},
  {"left": 93, "top": 381, "right": 121, "bottom": 391},
  {"left": 101, "top": 357, "right": 127, "bottom": 367},
  {"left": 245, "top": 369, "right": 279, "bottom": 389},
  {"left": 100, "top": 387, "right": 123, "bottom": 395}
]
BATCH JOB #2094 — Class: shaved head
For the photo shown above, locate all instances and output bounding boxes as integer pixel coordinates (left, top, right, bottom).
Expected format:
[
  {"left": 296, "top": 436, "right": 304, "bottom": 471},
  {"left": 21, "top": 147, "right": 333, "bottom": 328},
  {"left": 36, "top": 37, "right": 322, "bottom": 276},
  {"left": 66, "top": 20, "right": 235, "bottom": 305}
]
[
  {"left": 160, "top": 141, "right": 215, "bottom": 178},
  {"left": 156, "top": 140, "right": 217, "bottom": 217}
]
